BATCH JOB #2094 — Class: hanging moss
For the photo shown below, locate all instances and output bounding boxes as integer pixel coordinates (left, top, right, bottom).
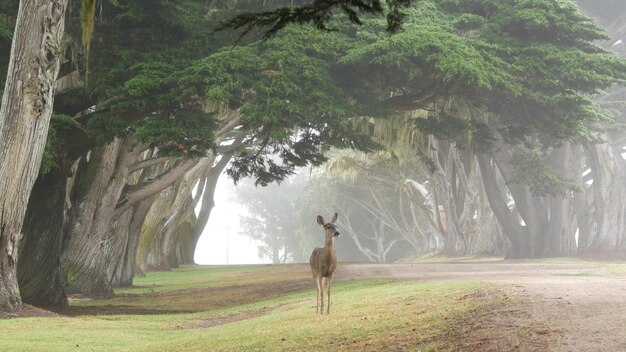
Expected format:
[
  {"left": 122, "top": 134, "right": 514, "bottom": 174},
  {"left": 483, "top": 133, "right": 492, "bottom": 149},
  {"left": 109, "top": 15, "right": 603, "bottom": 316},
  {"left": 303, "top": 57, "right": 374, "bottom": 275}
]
[{"left": 81, "top": 0, "right": 96, "bottom": 82}]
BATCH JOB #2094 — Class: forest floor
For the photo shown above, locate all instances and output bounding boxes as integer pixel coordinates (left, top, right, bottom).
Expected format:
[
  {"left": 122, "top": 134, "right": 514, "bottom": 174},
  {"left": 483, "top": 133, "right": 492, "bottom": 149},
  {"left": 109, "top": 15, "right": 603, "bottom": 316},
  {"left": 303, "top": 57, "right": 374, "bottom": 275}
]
[
  {"left": 2, "top": 258, "right": 626, "bottom": 351},
  {"left": 336, "top": 258, "right": 626, "bottom": 351}
]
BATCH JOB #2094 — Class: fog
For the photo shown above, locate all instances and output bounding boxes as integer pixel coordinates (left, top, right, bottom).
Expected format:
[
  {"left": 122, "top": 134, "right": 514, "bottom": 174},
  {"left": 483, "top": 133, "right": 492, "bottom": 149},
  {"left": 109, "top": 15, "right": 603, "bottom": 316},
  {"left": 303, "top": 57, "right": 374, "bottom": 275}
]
[
  {"left": 194, "top": 173, "right": 269, "bottom": 265},
  {"left": 187, "top": 0, "right": 626, "bottom": 266}
]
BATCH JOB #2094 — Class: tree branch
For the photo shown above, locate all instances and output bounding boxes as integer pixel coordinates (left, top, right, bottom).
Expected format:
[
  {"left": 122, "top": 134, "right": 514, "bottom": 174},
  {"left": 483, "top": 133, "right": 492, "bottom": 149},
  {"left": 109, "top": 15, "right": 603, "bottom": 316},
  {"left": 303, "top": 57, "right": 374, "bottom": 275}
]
[
  {"left": 129, "top": 156, "right": 171, "bottom": 173},
  {"left": 113, "top": 159, "right": 199, "bottom": 219}
]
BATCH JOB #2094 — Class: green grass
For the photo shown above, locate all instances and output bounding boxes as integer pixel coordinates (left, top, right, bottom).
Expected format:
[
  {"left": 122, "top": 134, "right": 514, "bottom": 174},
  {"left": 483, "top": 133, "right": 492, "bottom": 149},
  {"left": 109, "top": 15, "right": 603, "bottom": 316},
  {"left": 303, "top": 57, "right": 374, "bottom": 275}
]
[
  {"left": 115, "top": 264, "right": 310, "bottom": 295},
  {"left": 156, "top": 280, "right": 487, "bottom": 352},
  {"left": 0, "top": 265, "right": 495, "bottom": 352}
]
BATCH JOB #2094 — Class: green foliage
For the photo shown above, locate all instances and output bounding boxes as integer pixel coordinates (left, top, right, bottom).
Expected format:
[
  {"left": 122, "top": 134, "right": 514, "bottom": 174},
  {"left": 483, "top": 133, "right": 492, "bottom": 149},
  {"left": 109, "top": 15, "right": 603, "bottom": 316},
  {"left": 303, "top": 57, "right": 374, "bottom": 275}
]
[
  {"left": 340, "top": 0, "right": 626, "bottom": 147},
  {"left": 507, "top": 148, "right": 582, "bottom": 196},
  {"left": 414, "top": 113, "right": 471, "bottom": 141},
  {"left": 40, "top": 114, "right": 83, "bottom": 175},
  {"left": 452, "top": 13, "right": 484, "bottom": 30},
  {"left": 133, "top": 112, "right": 217, "bottom": 157},
  {"left": 41, "top": 0, "right": 626, "bottom": 190},
  {"left": 57, "top": 0, "right": 221, "bottom": 157},
  {"left": 181, "top": 25, "right": 377, "bottom": 185},
  {"left": 217, "top": 0, "right": 413, "bottom": 39}
]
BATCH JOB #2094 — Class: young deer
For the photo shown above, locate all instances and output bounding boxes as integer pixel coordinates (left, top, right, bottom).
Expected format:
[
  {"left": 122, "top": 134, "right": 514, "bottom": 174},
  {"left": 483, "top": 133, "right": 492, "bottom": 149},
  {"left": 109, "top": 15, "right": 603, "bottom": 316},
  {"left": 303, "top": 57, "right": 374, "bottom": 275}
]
[{"left": 309, "top": 213, "right": 340, "bottom": 314}]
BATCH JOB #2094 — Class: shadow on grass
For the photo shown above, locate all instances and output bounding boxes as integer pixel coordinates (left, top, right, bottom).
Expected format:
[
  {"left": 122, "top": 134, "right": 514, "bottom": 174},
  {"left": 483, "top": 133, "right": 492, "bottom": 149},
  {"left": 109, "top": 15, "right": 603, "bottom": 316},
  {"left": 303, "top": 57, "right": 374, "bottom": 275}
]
[{"left": 49, "top": 278, "right": 314, "bottom": 317}]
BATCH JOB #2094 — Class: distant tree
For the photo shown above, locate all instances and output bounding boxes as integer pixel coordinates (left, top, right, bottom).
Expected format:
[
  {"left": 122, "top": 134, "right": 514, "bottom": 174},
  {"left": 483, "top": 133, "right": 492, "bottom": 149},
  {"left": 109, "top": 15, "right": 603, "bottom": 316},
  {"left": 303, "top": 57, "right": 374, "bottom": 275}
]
[{"left": 234, "top": 175, "right": 308, "bottom": 263}]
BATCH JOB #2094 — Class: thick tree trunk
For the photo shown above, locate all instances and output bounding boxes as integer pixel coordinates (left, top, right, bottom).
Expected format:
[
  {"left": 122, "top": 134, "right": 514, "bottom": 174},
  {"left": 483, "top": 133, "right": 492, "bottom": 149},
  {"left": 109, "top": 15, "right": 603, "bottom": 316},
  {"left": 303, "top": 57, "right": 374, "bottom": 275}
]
[
  {"left": 504, "top": 145, "right": 580, "bottom": 257},
  {"left": 415, "top": 138, "right": 505, "bottom": 256},
  {"left": 61, "top": 138, "right": 199, "bottom": 294},
  {"left": 61, "top": 139, "right": 141, "bottom": 295},
  {"left": 477, "top": 154, "right": 530, "bottom": 258},
  {"left": 175, "top": 217, "right": 197, "bottom": 265},
  {"left": 136, "top": 158, "right": 212, "bottom": 273},
  {"left": 108, "top": 196, "right": 155, "bottom": 287},
  {"left": 577, "top": 143, "right": 626, "bottom": 252},
  {"left": 17, "top": 168, "right": 70, "bottom": 306},
  {"left": 0, "top": 0, "right": 67, "bottom": 311},
  {"left": 541, "top": 145, "right": 580, "bottom": 257},
  {"left": 479, "top": 145, "right": 581, "bottom": 258},
  {"left": 136, "top": 187, "right": 174, "bottom": 274}
]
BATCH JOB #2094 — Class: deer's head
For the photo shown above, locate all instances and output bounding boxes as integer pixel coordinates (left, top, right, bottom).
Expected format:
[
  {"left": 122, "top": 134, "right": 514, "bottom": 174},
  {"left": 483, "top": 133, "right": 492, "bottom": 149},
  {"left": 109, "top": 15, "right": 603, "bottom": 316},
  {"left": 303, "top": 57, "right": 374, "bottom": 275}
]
[{"left": 317, "top": 213, "right": 340, "bottom": 240}]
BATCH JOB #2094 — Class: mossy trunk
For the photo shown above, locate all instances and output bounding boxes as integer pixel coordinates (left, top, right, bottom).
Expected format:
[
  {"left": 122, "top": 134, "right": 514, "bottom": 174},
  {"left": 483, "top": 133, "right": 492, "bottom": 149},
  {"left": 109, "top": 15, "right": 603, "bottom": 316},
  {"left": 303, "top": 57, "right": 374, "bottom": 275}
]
[{"left": 0, "top": 0, "right": 68, "bottom": 311}]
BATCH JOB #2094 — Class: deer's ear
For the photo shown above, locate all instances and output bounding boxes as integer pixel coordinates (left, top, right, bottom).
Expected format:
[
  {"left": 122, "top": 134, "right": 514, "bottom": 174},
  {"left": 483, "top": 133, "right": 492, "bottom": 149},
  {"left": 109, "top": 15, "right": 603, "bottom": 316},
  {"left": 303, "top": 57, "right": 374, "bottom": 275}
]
[
  {"left": 331, "top": 213, "right": 338, "bottom": 223},
  {"left": 317, "top": 215, "right": 325, "bottom": 225}
]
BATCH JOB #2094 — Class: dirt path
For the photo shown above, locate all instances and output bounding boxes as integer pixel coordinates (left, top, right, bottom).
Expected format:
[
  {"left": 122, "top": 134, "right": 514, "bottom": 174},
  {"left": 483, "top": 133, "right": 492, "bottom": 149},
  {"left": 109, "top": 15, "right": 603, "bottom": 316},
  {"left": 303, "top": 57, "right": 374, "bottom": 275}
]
[{"left": 336, "top": 261, "right": 626, "bottom": 351}]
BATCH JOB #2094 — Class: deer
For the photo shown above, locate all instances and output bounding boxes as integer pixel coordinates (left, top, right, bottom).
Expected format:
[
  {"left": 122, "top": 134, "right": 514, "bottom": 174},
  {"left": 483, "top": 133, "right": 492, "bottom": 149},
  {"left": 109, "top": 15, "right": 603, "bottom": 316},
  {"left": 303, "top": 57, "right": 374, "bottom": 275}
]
[{"left": 310, "top": 212, "right": 340, "bottom": 315}]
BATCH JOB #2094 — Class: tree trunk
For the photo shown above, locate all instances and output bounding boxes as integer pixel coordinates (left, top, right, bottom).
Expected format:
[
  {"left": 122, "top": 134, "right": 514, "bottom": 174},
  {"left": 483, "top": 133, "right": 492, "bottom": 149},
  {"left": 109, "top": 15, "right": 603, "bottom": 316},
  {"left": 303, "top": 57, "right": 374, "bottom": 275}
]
[
  {"left": 108, "top": 196, "right": 155, "bottom": 287},
  {"left": 541, "top": 145, "right": 580, "bottom": 257},
  {"left": 61, "top": 139, "right": 141, "bottom": 295},
  {"left": 0, "top": 0, "right": 68, "bottom": 311},
  {"left": 17, "top": 167, "right": 70, "bottom": 306},
  {"left": 479, "top": 144, "right": 582, "bottom": 258},
  {"left": 577, "top": 142, "right": 626, "bottom": 252},
  {"left": 412, "top": 138, "right": 505, "bottom": 256},
  {"left": 60, "top": 134, "right": 202, "bottom": 295},
  {"left": 136, "top": 186, "right": 176, "bottom": 274},
  {"left": 136, "top": 158, "right": 212, "bottom": 273},
  {"left": 477, "top": 154, "right": 529, "bottom": 258}
]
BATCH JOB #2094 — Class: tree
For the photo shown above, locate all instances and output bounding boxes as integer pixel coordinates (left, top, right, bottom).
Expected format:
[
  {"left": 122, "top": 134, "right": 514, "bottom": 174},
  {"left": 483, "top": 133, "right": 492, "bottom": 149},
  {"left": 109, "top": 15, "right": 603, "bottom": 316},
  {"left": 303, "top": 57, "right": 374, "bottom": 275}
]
[
  {"left": 338, "top": 0, "right": 626, "bottom": 257},
  {"left": 0, "top": 0, "right": 68, "bottom": 312},
  {"left": 15, "top": 0, "right": 374, "bottom": 298},
  {"left": 218, "top": 0, "right": 413, "bottom": 38},
  {"left": 15, "top": 0, "right": 224, "bottom": 298},
  {"left": 234, "top": 174, "right": 308, "bottom": 263},
  {"left": 574, "top": 1, "right": 626, "bottom": 253}
]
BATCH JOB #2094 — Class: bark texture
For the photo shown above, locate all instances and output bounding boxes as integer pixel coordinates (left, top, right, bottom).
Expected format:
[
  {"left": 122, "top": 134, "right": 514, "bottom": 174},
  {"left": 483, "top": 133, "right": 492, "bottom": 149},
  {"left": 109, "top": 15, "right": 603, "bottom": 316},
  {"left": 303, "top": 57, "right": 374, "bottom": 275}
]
[
  {"left": 18, "top": 168, "right": 70, "bottom": 306},
  {"left": 136, "top": 158, "right": 214, "bottom": 273},
  {"left": 61, "top": 139, "right": 141, "bottom": 295},
  {"left": 0, "top": 0, "right": 68, "bottom": 311},
  {"left": 60, "top": 138, "right": 199, "bottom": 295}
]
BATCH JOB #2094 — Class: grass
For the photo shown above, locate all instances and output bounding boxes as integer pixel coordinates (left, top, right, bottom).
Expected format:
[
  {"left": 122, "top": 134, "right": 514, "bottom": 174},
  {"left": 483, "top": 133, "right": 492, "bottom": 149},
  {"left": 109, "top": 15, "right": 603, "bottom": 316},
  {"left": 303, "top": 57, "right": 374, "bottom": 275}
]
[
  {"left": 153, "top": 280, "right": 487, "bottom": 352},
  {"left": 0, "top": 265, "right": 496, "bottom": 352},
  {"left": 115, "top": 264, "right": 310, "bottom": 294}
]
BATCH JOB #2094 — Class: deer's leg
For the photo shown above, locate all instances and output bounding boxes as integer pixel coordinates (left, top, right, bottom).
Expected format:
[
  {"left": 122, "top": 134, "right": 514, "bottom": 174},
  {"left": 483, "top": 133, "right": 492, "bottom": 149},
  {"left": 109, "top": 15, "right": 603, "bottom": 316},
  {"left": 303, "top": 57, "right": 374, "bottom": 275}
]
[
  {"left": 319, "top": 277, "right": 325, "bottom": 314},
  {"left": 326, "top": 275, "right": 334, "bottom": 315},
  {"left": 315, "top": 276, "right": 322, "bottom": 314}
]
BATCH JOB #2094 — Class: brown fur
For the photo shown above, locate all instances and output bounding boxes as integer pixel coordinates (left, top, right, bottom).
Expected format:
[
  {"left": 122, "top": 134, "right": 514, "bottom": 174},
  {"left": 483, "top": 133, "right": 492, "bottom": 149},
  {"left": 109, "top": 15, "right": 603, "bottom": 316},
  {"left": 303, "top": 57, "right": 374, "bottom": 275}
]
[{"left": 309, "top": 213, "right": 339, "bottom": 314}]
